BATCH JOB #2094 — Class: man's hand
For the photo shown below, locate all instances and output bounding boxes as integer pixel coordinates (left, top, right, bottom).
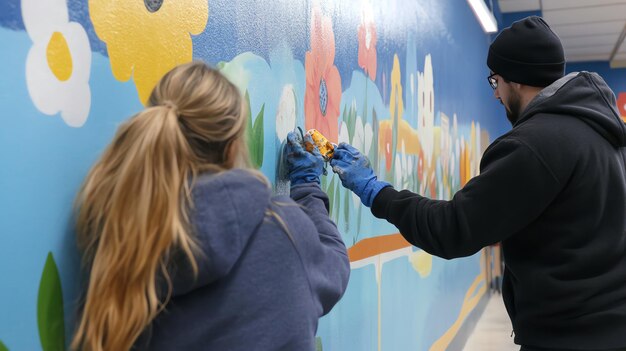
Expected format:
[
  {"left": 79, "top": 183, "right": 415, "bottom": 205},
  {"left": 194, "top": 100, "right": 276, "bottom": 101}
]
[
  {"left": 330, "top": 143, "right": 391, "bottom": 207},
  {"left": 284, "top": 131, "right": 325, "bottom": 185}
]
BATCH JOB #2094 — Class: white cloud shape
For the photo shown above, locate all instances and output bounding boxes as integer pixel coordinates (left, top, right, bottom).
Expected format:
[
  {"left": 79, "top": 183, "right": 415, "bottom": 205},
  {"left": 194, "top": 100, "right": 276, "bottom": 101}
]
[
  {"left": 23, "top": 0, "right": 91, "bottom": 127},
  {"left": 275, "top": 85, "right": 297, "bottom": 142}
]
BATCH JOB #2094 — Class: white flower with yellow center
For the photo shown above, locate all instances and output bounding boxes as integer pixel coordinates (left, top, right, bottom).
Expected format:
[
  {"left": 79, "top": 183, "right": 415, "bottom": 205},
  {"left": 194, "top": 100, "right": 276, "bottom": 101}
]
[{"left": 23, "top": 0, "right": 91, "bottom": 127}]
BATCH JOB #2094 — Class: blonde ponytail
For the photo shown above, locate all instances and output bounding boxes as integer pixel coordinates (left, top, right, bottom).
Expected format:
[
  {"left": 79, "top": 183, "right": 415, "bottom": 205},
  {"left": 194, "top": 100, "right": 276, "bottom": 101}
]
[
  {"left": 72, "top": 62, "right": 255, "bottom": 351},
  {"left": 71, "top": 104, "right": 199, "bottom": 350}
]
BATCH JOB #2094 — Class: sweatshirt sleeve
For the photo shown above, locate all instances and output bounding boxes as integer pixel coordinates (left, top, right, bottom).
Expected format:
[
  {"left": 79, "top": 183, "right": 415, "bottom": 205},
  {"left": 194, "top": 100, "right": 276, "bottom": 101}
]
[
  {"left": 371, "top": 137, "right": 562, "bottom": 259},
  {"left": 287, "top": 183, "right": 350, "bottom": 315}
]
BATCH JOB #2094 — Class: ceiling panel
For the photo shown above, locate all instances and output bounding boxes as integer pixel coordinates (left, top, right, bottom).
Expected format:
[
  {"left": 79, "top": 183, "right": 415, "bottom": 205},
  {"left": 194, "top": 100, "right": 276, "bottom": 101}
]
[
  {"left": 497, "top": 0, "right": 540, "bottom": 12},
  {"left": 497, "top": 0, "right": 626, "bottom": 63},
  {"left": 565, "top": 45, "right": 615, "bottom": 56},
  {"left": 542, "top": 4, "right": 626, "bottom": 26},
  {"left": 551, "top": 21, "right": 625, "bottom": 39},
  {"left": 568, "top": 53, "right": 612, "bottom": 62},
  {"left": 613, "top": 53, "right": 626, "bottom": 60},
  {"left": 561, "top": 34, "right": 620, "bottom": 49},
  {"left": 542, "top": 0, "right": 626, "bottom": 11}
]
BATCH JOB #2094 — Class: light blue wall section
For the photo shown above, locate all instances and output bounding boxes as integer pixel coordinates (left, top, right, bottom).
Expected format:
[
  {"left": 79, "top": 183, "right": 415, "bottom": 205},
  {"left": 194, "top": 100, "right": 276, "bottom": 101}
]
[{"left": 0, "top": 0, "right": 509, "bottom": 349}]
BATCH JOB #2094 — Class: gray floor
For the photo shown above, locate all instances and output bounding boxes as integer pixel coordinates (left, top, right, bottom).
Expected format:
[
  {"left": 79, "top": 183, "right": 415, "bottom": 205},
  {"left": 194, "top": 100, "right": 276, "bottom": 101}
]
[{"left": 463, "top": 294, "right": 519, "bottom": 351}]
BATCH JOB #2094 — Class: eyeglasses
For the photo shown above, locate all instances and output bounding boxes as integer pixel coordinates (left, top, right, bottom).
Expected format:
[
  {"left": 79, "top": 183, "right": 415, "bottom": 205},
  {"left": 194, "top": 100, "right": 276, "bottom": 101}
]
[{"left": 487, "top": 73, "right": 498, "bottom": 90}]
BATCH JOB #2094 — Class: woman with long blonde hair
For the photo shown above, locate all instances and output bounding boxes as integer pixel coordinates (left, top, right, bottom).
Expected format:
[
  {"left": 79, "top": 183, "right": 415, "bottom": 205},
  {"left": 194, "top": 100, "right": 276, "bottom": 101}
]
[{"left": 71, "top": 61, "right": 350, "bottom": 351}]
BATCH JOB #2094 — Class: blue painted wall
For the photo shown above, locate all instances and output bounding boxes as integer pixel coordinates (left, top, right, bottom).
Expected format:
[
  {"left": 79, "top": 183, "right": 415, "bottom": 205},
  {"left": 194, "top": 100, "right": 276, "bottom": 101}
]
[{"left": 0, "top": 0, "right": 509, "bottom": 350}]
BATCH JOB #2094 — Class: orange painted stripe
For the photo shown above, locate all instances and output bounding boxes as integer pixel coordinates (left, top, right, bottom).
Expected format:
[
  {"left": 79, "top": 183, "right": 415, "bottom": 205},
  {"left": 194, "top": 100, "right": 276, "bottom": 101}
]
[{"left": 347, "top": 233, "right": 412, "bottom": 262}]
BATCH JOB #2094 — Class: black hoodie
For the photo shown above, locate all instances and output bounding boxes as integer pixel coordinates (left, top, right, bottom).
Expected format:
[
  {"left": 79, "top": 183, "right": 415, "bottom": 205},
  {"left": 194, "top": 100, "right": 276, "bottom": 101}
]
[{"left": 372, "top": 72, "right": 626, "bottom": 349}]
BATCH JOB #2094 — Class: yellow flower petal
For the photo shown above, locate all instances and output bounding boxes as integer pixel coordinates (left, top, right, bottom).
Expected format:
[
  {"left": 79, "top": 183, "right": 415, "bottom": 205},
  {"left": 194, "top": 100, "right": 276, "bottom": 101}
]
[
  {"left": 410, "top": 250, "right": 432, "bottom": 278},
  {"left": 46, "top": 31, "right": 73, "bottom": 81},
  {"left": 89, "top": 0, "right": 209, "bottom": 104},
  {"left": 390, "top": 54, "right": 404, "bottom": 122}
]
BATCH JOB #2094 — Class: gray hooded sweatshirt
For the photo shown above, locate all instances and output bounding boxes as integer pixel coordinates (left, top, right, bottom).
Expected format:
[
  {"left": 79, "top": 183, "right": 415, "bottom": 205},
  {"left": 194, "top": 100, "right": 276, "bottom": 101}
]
[{"left": 136, "top": 169, "right": 350, "bottom": 350}]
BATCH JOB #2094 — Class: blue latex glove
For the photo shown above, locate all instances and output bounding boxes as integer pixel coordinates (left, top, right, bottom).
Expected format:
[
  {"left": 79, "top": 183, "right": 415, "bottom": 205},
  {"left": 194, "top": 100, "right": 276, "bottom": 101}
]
[
  {"left": 330, "top": 143, "right": 391, "bottom": 207},
  {"left": 284, "top": 131, "right": 325, "bottom": 185}
]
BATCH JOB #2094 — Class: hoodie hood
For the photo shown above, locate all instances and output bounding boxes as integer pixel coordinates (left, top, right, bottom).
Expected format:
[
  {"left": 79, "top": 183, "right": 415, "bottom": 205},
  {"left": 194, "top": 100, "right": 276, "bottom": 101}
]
[
  {"left": 518, "top": 71, "right": 626, "bottom": 147},
  {"left": 169, "top": 168, "right": 272, "bottom": 296}
]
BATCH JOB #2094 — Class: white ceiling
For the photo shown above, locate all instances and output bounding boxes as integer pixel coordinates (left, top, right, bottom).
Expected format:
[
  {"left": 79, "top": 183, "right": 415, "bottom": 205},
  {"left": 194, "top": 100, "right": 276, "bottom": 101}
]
[{"left": 497, "top": 0, "right": 626, "bottom": 67}]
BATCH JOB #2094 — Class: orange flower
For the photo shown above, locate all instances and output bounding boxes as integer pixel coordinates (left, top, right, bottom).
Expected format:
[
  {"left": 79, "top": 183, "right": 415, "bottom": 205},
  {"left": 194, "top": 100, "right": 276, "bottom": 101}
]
[
  {"left": 304, "top": 6, "right": 341, "bottom": 143},
  {"left": 357, "top": 16, "right": 377, "bottom": 80}
]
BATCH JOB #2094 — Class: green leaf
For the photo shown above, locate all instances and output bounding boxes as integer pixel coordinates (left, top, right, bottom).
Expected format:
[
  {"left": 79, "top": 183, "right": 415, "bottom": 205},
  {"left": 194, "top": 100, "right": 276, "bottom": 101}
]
[
  {"left": 362, "top": 79, "right": 368, "bottom": 122},
  {"left": 245, "top": 90, "right": 264, "bottom": 169},
  {"left": 347, "top": 103, "right": 356, "bottom": 143},
  {"left": 334, "top": 179, "right": 342, "bottom": 223},
  {"left": 251, "top": 104, "right": 265, "bottom": 168},
  {"left": 316, "top": 336, "right": 323, "bottom": 351},
  {"left": 327, "top": 176, "right": 335, "bottom": 217},
  {"left": 369, "top": 108, "right": 379, "bottom": 173},
  {"left": 245, "top": 91, "right": 254, "bottom": 157},
  {"left": 38, "top": 252, "right": 65, "bottom": 351},
  {"left": 0, "top": 340, "right": 9, "bottom": 351},
  {"left": 343, "top": 188, "right": 350, "bottom": 233},
  {"left": 356, "top": 202, "right": 363, "bottom": 243}
]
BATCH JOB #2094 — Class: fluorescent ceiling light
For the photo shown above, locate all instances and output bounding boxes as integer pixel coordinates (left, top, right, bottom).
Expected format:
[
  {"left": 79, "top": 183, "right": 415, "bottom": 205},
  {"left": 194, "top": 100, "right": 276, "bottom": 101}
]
[{"left": 467, "top": 0, "right": 498, "bottom": 33}]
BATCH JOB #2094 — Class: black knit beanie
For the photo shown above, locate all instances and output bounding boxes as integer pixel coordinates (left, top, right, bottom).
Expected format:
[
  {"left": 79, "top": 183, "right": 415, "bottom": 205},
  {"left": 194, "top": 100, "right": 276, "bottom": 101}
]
[{"left": 487, "top": 16, "right": 565, "bottom": 87}]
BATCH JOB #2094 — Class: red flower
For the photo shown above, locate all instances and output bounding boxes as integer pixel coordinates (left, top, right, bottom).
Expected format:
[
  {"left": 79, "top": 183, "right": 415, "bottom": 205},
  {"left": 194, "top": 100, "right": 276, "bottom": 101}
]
[
  {"left": 617, "top": 92, "right": 626, "bottom": 122},
  {"left": 357, "top": 17, "right": 377, "bottom": 81},
  {"left": 304, "top": 6, "right": 341, "bottom": 143}
]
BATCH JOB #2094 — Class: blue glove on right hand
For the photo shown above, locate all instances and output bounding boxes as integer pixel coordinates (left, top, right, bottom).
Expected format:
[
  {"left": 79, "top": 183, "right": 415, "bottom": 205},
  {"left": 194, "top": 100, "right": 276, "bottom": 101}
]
[
  {"left": 330, "top": 143, "right": 391, "bottom": 207},
  {"left": 284, "top": 131, "right": 325, "bottom": 185}
]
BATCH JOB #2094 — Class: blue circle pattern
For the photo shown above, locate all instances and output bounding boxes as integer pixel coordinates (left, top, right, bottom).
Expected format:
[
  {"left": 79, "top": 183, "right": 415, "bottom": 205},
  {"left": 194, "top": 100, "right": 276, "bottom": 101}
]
[
  {"left": 319, "top": 78, "right": 328, "bottom": 116},
  {"left": 144, "top": 0, "right": 163, "bottom": 12}
]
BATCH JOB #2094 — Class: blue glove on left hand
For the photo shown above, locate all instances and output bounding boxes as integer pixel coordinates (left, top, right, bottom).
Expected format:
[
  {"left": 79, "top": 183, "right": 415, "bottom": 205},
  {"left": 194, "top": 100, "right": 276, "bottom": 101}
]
[
  {"left": 330, "top": 143, "right": 391, "bottom": 207},
  {"left": 284, "top": 131, "right": 325, "bottom": 185}
]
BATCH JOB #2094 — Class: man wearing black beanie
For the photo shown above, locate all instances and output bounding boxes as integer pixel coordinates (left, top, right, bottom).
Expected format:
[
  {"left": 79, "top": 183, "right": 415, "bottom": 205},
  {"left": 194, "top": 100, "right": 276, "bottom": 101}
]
[
  {"left": 488, "top": 16, "right": 565, "bottom": 88},
  {"left": 330, "top": 15, "right": 626, "bottom": 351}
]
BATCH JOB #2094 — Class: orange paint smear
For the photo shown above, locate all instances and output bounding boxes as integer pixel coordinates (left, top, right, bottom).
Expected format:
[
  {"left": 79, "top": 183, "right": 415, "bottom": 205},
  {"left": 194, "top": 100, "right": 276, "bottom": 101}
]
[{"left": 348, "top": 233, "right": 412, "bottom": 262}]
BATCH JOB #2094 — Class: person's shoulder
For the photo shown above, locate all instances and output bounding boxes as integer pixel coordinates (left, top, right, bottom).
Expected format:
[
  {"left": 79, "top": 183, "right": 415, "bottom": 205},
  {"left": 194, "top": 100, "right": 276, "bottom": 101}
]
[
  {"left": 193, "top": 169, "right": 272, "bottom": 213},
  {"left": 499, "top": 114, "right": 582, "bottom": 181},
  {"left": 195, "top": 169, "right": 270, "bottom": 194},
  {"left": 514, "top": 112, "right": 584, "bottom": 140},
  {"left": 509, "top": 113, "right": 588, "bottom": 157},
  {"left": 195, "top": 168, "right": 265, "bottom": 185},
  {"left": 267, "top": 194, "right": 302, "bottom": 218}
]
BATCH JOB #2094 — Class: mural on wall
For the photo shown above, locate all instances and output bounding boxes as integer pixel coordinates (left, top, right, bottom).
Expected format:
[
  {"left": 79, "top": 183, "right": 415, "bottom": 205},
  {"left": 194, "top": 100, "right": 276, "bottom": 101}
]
[{"left": 0, "top": 0, "right": 509, "bottom": 350}]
